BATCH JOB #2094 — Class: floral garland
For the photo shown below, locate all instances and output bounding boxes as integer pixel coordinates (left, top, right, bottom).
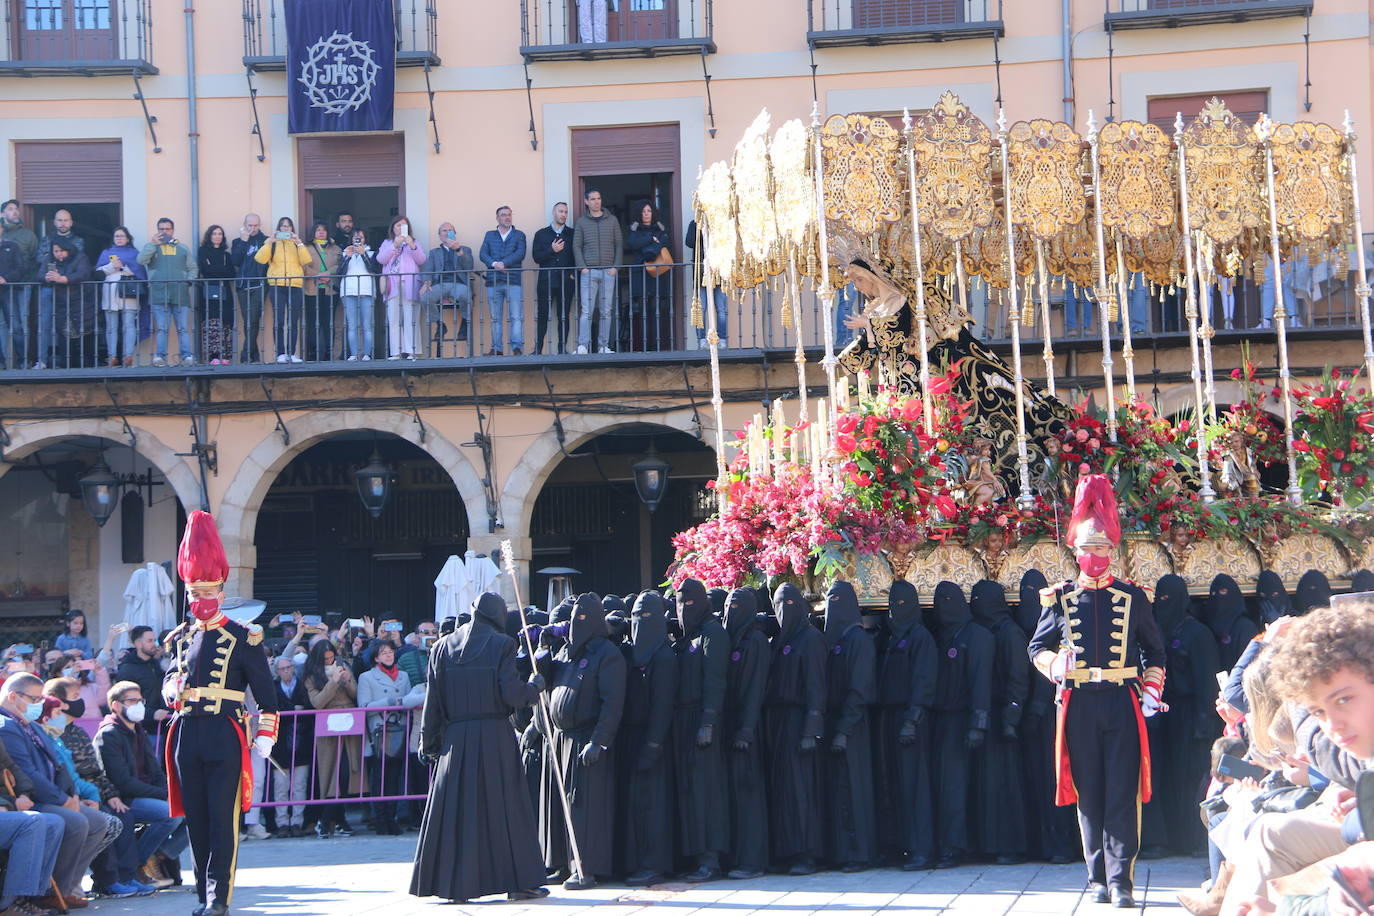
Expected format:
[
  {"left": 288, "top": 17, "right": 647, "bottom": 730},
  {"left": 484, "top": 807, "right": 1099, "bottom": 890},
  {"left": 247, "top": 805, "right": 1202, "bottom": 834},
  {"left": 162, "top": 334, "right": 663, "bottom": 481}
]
[{"left": 1292, "top": 367, "right": 1374, "bottom": 508}]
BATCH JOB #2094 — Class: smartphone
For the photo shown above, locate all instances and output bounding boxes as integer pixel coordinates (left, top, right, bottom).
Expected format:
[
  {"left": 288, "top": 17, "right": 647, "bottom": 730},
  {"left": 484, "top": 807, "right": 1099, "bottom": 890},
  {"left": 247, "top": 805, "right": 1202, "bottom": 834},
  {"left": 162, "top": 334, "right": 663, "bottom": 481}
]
[
  {"left": 10, "top": 644, "right": 33, "bottom": 657},
  {"left": 302, "top": 614, "right": 323, "bottom": 628},
  {"left": 1215, "top": 672, "right": 1228, "bottom": 690},
  {"left": 1330, "top": 865, "right": 1374, "bottom": 916},
  {"left": 396, "top": 223, "right": 410, "bottom": 238},
  {"left": 421, "top": 634, "right": 437, "bottom": 649},
  {"left": 384, "top": 621, "right": 403, "bottom": 632},
  {"left": 344, "top": 618, "right": 364, "bottom": 630},
  {"left": 77, "top": 659, "right": 96, "bottom": 671},
  {"left": 1217, "top": 754, "right": 1269, "bottom": 782},
  {"left": 112, "top": 621, "right": 130, "bottom": 633}
]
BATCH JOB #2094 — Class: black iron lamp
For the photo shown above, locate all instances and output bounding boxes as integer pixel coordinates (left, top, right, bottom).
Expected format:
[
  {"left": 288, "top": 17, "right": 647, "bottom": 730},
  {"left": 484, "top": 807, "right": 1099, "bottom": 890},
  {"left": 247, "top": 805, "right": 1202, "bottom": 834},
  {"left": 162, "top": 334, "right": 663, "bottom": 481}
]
[
  {"left": 354, "top": 448, "right": 392, "bottom": 519},
  {"left": 78, "top": 460, "right": 121, "bottom": 526},
  {"left": 631, "top": 442, "right": 672, "bottom": 512}
]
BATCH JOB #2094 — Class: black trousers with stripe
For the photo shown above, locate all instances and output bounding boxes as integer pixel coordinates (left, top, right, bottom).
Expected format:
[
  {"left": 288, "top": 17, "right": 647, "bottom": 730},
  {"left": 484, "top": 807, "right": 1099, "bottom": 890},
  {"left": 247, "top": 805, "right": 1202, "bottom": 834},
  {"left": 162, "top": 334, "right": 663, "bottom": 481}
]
[
  {"left": 173, "top": 714, "right": 245, "bottom": 907},
  {"left": 1065, "top": 685, "right": 1142, "bottom": 891}
]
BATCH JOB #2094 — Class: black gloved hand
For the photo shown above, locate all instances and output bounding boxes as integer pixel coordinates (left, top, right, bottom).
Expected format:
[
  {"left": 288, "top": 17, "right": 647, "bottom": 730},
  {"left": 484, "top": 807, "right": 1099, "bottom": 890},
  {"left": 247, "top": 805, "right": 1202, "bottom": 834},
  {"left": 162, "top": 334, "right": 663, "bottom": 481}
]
[
  {"left": 418, "top": 751, "right": 438, "bottom": 768},
  {"left": 965, "top": 728, "right": 986, "bottom": 751},
  {"left": 636, "top": 742, "right": 662, "bottom": 771},
  {"left": 799, "top": 735, "right": 817, "bottom": 753},
  {"left": 579, "top": 743, "right": 604, "bottom": 766},
  {"left": 1001, "top": 723, "right": 1019, "bottom": 742},
  {"left": 527, "top": 673, "right": 546, "bottom": 692},
  {"left": 897, "top": 719, "right": 918, "bottom": 747},
  {"left": 732, "top": 733, "right": 751, "bottom": 752},
  {"left": 829, "top": 733, "right": 848, "bottom": 754},
  {"left": 695, "top": 724, "right": 714, "bottom": 748}
]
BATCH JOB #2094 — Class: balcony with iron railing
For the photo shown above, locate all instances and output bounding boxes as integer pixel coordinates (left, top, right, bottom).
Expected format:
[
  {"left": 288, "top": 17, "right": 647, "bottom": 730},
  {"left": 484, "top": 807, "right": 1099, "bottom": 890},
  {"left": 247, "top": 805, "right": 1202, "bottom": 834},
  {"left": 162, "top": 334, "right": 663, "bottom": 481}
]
[
  {"left": 1104, "top": 0, "right": 1313, "bottom": 31},
  {"left": 519, "top": 0, "right": 714, "bottom": 63},
  {"left": 807, "top": 0, "right": 1004, "bottom": 49},
  {"left": 0, "top": 0, "right": 156, "bottom": 76},
  {"left": 241, "top": 0, "right": 439, "bottom": 72}
]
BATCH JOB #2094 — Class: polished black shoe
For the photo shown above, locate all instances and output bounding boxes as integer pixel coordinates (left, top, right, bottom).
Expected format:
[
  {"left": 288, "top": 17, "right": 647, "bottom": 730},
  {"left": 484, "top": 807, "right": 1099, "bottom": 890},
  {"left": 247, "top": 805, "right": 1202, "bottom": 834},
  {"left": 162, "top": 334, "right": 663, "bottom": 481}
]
[
  {"left": 508, "top": 887, "right": 550, "bottom": 901},
  {"left": 1111, "top": 887, "right": 1136, "bottom": 908},
  {"left": 1049, "top": 853, "right": 1076, "bottom": 865},
  {"left": 727, "top": 867, "right": 764, "bottom": 880},
  {"left": 624, "top": 870, "right": 664, "bottom": 887},
  {"left": 191, "top": 906, "right": 205, "bottom": 916},
  {"left": 995, "top": 854, "right": 1026, "bottom": 866},
  {"left": 204, "top": 903, "right": 230, "bottom": 916},
  {"left": 901, "top": 854, "right": 933, "bottom": 872},
  {"left": 935, "top": 852, "right": 960, "bottom": 869},
  {"left": 683, "top": 864, "right": 722, "bottom": 883},
  {"left": 1090, "top": 883, "right": 1110, "bottom": 904},
  {"left": 562, "top": 873, "right": 596, "bottom": 891},
  {"left": 787, "top": 858, "right": 817, "bottom": 876},
  {"left": 840, "top": 862, "right": 868, "bottom": 873}
]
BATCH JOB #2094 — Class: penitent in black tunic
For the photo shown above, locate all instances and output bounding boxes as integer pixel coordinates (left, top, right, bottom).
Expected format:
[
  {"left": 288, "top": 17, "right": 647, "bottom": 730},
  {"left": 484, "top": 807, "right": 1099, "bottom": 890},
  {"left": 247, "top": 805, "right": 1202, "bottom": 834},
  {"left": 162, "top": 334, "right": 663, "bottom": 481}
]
[
  {"left": 723, "top": 587, "right": 771, "bottom": 873},
  {"left": 410, "top": 596, "right": 544, "bottom": 902},
  {"left": 821, "top": 581, "right": 877, "bottom": 868}
]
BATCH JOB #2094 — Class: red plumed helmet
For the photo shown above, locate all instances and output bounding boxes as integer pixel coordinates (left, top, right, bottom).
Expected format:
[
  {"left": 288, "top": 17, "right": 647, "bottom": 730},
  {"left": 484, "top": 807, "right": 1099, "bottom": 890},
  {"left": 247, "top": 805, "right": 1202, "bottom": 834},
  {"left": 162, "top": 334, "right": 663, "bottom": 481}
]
[
  {"left": 1066, "top": 474, "right": 1120, "bottom": 549},
  {"left": 177, "top": 510, "right": 228, "bottom": 589}
]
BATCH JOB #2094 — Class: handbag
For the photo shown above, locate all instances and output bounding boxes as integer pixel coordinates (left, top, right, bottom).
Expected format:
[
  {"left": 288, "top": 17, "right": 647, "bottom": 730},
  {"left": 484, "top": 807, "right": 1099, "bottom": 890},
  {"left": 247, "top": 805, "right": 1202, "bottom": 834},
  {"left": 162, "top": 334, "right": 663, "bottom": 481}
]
[
  {"left": 1251, "top": 783, "right": 1320, "bottom": 814},
  {"left": 645, "top": 246, "right": 673, "bottom": 278},
  {"left": 117, "top": 279, "right": 141, "bottom": 299}
]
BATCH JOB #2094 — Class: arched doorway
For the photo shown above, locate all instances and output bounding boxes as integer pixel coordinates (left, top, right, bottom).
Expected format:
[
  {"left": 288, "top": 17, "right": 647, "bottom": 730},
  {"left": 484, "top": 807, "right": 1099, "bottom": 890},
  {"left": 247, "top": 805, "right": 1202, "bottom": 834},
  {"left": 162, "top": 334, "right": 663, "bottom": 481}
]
[
  {"left": 530, "top": 423, "right": 715, "bottom": 599},
  {"left": 253, "top": 432, "right": 469, "bottom": 627}
]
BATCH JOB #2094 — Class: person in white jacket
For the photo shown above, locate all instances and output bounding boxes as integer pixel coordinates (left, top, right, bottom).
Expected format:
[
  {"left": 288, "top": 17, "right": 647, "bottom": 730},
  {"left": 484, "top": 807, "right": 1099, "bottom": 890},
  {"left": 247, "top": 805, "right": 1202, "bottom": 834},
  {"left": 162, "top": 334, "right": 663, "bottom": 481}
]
[{"left": 357, "top": 641, "right": 412, "bottom": 835}]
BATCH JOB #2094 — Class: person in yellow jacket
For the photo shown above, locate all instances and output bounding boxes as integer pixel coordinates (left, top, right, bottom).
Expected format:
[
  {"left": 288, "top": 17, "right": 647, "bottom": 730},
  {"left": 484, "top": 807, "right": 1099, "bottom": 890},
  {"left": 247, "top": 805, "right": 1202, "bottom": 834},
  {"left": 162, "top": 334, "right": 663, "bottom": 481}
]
[{"left": 255, "top": 217, "right": 314, "bottom": 363}]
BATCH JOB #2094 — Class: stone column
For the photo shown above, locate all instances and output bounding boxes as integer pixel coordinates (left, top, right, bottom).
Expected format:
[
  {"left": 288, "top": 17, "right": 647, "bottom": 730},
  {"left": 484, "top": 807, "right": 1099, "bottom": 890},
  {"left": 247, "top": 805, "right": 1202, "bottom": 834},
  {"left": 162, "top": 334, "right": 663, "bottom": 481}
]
[{"left": 466, "top": 533, "right": 531, "bottom": 608}]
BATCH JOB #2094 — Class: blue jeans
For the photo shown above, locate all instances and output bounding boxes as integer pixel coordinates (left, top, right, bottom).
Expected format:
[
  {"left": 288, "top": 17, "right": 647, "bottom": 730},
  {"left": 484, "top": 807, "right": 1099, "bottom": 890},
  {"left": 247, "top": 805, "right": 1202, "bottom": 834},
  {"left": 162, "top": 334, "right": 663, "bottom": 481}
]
[
  {"left": 0, "top": 287, "right": 14, "bottom": 367},
  {"left": 151, "top": 303, "right": 191, "bottom": 361},
  {"left": 1127, "top": 276, "right": 1149, "bottom": 334},
  {"left": 578, "top": 268, "right": 616, "bottom": 349},
  {"left": 128, "top": 795, "right": 188, "bottom": 864},
  {"left": 342, "top": 295, "right": 375, "bottom": 359},
  {"left": 0, "top": 810, "right": 63, "bottom": 903},
  {"left": 271, "top": 285, "right": 304, "bottom": 358},
  {"left": 1063, "top": 282, "right": 1093, "bottom": 334},
  {"left": 105, "top": 309, "right": 138, "bottom": 361},
  {"left": 37, "top": 286, "right": 55, "bottom": 366},
  {"left": 696, "top": 286, "right": 728, "bottom": 346},
  {"left": 487, "top": 282, "right": 523, "bottom": 351}
]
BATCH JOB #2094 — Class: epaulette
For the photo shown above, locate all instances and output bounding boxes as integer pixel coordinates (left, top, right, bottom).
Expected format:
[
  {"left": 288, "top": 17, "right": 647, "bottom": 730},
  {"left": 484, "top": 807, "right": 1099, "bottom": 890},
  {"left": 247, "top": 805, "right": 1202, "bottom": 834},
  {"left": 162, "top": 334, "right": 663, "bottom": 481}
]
[
  {"left": 1039, "top": 584, "right": 1059, "bottom": 608},
  {"left": 247, "top": 624, "right": 264, "bottom": 647}
]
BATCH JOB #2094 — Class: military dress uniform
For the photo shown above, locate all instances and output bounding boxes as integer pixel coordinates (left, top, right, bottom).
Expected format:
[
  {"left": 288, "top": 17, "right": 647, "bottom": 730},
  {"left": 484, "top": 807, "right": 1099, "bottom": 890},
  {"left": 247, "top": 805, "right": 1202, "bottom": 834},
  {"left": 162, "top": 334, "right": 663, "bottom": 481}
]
[
  {"left": 1027, "top": 476, "right": 1166, "bottom": 908},
  {"left": 163, "top": 511, "right": 279, "bottom": 916}
]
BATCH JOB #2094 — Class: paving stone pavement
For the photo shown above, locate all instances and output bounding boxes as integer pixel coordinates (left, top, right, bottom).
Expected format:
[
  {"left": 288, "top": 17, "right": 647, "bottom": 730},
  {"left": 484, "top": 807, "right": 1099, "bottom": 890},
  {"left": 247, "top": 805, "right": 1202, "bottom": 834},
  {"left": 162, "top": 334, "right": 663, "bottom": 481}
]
[{"left": 82, "top": 835, "right": 1206, "bottom": 915}]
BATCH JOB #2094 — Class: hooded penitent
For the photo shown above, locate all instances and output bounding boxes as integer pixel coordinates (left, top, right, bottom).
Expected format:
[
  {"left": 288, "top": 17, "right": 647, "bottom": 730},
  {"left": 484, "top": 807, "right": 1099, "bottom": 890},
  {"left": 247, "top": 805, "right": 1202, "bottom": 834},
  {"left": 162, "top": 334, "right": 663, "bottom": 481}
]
[
  {"left": 569, "top": 592, "right": 608, "bottom": 655},
  {"left": 708, "top": 588, "right": 728, "bottom": 619},
  {"left": 887, "top": 579, "right": 920, "bottom": 637},
  {"left": 970, "top": 579, "right": 1012, "bottom": 629},
  {"left": 1204, "top": 574, "right": 1246, "bottom": 644},
  {"left": 1349, "top": 569, "right": 1374, "bottom": 594},
  {"left": 551, "top": 597, "right": 575, "bottom": 625},
  {"left": 773, "top": 583, "right": 810, "bottom": 646},
  {"left": 1255, "top": 570, "right": 1294, "bottom": 624},
  {"left": 824, "top": 581, "right": 863, "bottom": 650},
  {"left": 1152, "top": 574, "right": 1191, "bottom": 638},
  {"left": 602, "top": 595, "right": 627, "bottom": 617},
  {"left": 724, "top": 587, "right": 758, "bottom": 648},
  {"left": 631, "top": 591, "right": 669, "bottom": 667},
  {"left": 472, "top": 591, "right": 507, "bottom": 629},
  {"left": 1295, "top": 569, "right": 1333, "bottom": 615},
  {"left": 1016, "top": 569, "right": 1048, "bottom": 637},
  {"left": 177, "top": 510, "right": 230, "bottom": 621},
  {"left": 678, "top": 578, "right": 712, "bottom": 639},
  {"left": 932, "top": 581, "right": 972, "bottom": 637}
]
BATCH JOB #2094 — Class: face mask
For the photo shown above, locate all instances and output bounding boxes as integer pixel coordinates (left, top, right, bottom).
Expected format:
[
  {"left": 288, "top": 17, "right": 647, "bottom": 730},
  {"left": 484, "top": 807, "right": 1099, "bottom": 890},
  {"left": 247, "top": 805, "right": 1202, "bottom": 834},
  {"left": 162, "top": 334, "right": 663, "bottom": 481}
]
[
  {"left": 48, "top": 712, "right": 68, "bottom": 730},
  {"left": 191, "top": 596, "right": 220, "bottom": 621},
  {"left": 23, "top": 702, "right": 43, "bottom": 723},
  {"left": 66, "top": 698, "right": 85, "bottom": 719},
  {"left": 62, "top": 667, "right": 76, "bottom": 679},
  {"left": 292, "top": 653, "right": 307, "bottom": 667},
  {"left": 1077, "top": 553, "right": 1112, "bottom": 578},
  {"left": 124, "top": 701, "right": 146, "bottom": 723}
]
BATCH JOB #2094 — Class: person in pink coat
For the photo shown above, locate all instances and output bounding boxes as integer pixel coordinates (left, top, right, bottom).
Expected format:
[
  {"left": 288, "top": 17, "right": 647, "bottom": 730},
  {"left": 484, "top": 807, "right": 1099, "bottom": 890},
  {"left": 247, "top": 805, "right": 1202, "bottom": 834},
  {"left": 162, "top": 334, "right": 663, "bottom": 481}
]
[{"left": 377, "top": 215, "right": 427, "bottom": 359}]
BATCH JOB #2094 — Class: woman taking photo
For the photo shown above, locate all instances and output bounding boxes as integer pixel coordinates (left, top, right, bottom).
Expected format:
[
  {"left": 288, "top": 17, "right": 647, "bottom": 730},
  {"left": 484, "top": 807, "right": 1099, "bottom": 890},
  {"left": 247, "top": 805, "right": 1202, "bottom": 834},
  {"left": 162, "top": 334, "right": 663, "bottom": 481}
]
[
  {"left": 198, "top": 225, "right": 236, "bottom": 365},
  {"left": 254, "top": 216, "right": 313, "bottom": 363},
  {"left": 377, "top": 215, "right": 426, "bottom": 360},
  {"left": 305, "top": 640, "right": 361, "bottom": 838},
  {"left": 303, "top": 220, "right": 341, "bottom": 361},
  {"left": 357, "top": 640, "right": 411, "bottom": 835},
  {"left": 95, "top": 227, "right": 145, "bottom": 368},
  {"left": 337, "top": 229, "right": 379, "bottom": 360}
]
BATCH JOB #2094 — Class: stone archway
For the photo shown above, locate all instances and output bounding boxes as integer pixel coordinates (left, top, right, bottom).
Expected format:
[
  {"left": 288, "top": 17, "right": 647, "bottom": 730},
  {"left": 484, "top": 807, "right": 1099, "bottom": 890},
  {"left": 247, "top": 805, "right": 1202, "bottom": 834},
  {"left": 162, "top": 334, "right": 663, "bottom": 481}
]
[{"left": 215, "top": 411, "right": 488, "bottom": 597}]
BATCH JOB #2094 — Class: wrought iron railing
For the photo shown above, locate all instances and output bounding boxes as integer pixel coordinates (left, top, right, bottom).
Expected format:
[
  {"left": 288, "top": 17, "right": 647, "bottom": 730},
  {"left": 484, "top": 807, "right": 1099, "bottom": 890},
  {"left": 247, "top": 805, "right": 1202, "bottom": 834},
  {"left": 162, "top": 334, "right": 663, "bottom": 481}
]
[
  {"left": 0, "top": 0, "right": 155, "bottom": 75},
  {"left": 519, "top": 0, "right": 715, "bottom": 62},
  {"left": 1105, "top": 0, "right": 1314, "bottom": 29},
  {"left": 807, "top": 0, "right": 1004, "bottom": 48},
  {"left": 242, "top": 0, "right": 439, "bottom": 70}
]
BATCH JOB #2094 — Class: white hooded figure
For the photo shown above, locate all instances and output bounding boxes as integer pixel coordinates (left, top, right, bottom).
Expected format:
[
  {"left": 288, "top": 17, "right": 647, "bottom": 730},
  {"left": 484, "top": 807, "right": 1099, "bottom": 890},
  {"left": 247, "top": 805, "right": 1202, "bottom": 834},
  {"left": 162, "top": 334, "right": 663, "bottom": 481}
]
[{"left": 434, "top": 554, "right": 469, "bottom": 622}]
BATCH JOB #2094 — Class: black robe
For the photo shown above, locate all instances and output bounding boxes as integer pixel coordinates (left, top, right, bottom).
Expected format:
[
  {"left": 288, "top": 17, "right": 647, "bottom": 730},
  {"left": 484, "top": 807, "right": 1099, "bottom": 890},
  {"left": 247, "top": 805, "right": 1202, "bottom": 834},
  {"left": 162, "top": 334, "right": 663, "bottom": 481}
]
[
  {"left": 930, "top": 581, "right": 993, "bottom": 857},
  {"left": 537, "top": 594, "right": 627, "bottom": 878},
  {"left": 1203, "top": 574, "right": 1259, "bottom": 670},
  {"left": 969, "top": 579, "right": 1029, "bottom": 859},
  {"left": 671, "top": 579, "right": 730, "bottom": 860},
  {"left": 411, "top": 594, "right": 544, "bottom": 901},
  {"left": 615, "top": 592, "right": 678, "bottom": 878},
  {"left": 821, "top": 581, "right": 877, "bottom": 868},
  {"left": 764, "top": 583, "right": 826, "bottom": 863},
  {"left": 723, "top": 588, "right": 770, "bottom": 873},
  {"left": 873, "top": 579, "right": 937, "bottom": 862}
]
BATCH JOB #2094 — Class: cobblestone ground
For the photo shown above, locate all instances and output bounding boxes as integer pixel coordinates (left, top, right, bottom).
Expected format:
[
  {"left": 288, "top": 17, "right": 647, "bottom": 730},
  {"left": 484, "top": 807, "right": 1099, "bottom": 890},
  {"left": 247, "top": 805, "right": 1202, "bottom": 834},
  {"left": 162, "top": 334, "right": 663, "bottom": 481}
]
[{"left": 83, "top": 835, "right": 1203, "bottom": 915}]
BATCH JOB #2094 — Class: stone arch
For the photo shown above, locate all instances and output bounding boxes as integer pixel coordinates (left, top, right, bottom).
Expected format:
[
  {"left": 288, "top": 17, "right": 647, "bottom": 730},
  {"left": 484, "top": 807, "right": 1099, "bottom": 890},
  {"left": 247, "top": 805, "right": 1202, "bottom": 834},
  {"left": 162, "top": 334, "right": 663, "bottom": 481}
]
[
  {"left": 0, "top": 418, "right": 202, "bottom": 511},
  {"left": 499, "top": 407, "right": 718, "bottom": 541},
  {"left": 215, "top": 411, "right": 488, "bottom": 596}
]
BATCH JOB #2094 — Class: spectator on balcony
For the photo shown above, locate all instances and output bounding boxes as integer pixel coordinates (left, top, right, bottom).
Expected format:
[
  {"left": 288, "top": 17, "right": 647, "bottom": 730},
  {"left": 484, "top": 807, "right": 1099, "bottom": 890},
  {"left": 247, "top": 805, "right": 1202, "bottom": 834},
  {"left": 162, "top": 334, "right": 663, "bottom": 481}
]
[
  {"left": 532, "top": 202, "right": 576, "bottom": 355},
  {"left": 685, "top": 218, "right": 727, "bottom": 350},
  {"left": 137, "top": 217, "right": 196, "bottom": 367},
  {"left": 231, "top": 214, "right": 270, "bottom": 363},
  {"left": 337, "top": 229, "right": 380, "bottom": 361},
  {"left": 304, "top": 640, "right": 360, "bottom": 838},
  {"left": 358, "top": 641, "right": 411, "bottom": 835},
  {"left": 331, "top": 211, "right": 356, "bottom": 251},
  {"left": 303, "top": 221, "right": 341, "bottom": 362},
  {"left": 578, "top": 0, "right": 608, "bottom": 42},
  {"left": 256, "top": 217, "right": 313, "bottom": 364},
  {"left": 1062, "top": 281, "right": 1093, "bottom": 338},
  {"left": 198, "top": 225, "right": 236, "bottom": 366},
  {"left": 573, "top": 188, "right": 623, "bottom": 355},
  {"left": 94, "top": 229, "right": 145, "bottom": 369},
  {"left": 1, "top": 200, "right": 38, "bottom": 369},
  {"left": 626, "top": 202, "right": 672, "bottom": 352},
  {"left": 0, "top": 220, "right": 26, "bottom": 370},
  {"left": 270, "top": 655, "right": 314, "bottom": 838},
  {"left": 480, "top": 206, "right": 527, "bottom": 356},
  {"left": 44, "top": 237, "right": 94, "bottom": 369},
  {"left": 378, "top": 216, "right": 427, "bottom": 361},
  {"left": 419, "top": 223, "right": 474, "bottom": 357},
  {"left": 33, "top": 209, "right": 84, "bottom": 370}
]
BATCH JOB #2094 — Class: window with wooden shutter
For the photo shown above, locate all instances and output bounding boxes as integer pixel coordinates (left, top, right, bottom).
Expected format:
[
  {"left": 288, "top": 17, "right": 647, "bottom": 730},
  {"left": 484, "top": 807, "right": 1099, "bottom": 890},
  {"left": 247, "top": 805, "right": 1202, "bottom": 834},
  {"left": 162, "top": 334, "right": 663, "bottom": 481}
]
[
  {"left": 15, "top": 140, "right": 122, "bottom": 204},
  {"left": 1146, "top": 90, "right": 1269, "bottom": 132},
  {"left": 297, "top": 134, "right": 405, "bottom": 190},
  {"left": 853, "top": 0, "right": 964, "bottom": 29},
  {"left": 571, "top": 124, "right": 680, "bottom": 178}
]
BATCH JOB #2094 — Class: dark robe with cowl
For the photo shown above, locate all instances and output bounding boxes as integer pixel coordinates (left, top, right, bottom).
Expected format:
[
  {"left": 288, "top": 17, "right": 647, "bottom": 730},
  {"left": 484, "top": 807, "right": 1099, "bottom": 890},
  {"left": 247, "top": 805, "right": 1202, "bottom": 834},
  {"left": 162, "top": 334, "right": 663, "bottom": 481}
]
[
  {"left": 537, "top": 593, "right": 626, "bottom": 878},
  {"left": 930, "top": 580, "right": 993, "bottom": 858},
  {"left": 672, "top": 579, "right": 730, "bottom": 860},
  {"left": 722, "top": 587, "right": 770, "bottom": 874},
  {"left": 411, "top": 593, "right": 544, "bottom": 901},
  {"left": 1295, "top": 569, "right": 1333, "bottom": 615},
  {"left": 1203, "top": 574, "right": 1259, "bottom": 671},
  {"left": 820, "top": 581, "right": 876, "bottom": 868},
  {"left": 969, "top": 579, "right": 1029, "bottom": 860},
  {"left": 615, "top": 592, "right": 678, "bottom": 879},
  {"left": 764, "top": 582, "right": 826, "bottom": 864},
  {"left": 873, "top": 579, "right": 937, "bottom": 864},
  {"left": 1255, "top": 570, "right": 1295, "bottom": 625}
]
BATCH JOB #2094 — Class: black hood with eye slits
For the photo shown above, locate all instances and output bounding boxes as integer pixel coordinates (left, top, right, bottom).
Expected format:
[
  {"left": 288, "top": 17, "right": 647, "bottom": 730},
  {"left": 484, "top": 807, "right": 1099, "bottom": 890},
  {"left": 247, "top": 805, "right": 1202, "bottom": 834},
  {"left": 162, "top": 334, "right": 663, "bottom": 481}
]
[
  {"left": 630, "top": 591, "right": 668, "bottom": 667},
  {"left": 1015, "top": 569, "right": 1048, "bottom": 637},
  {"left": 887, "top": 579, "right": 920, "bottom": 636},
  {"left": 677, "top": 578, "right": 711, "bottom": 638},
  {"left": 824, "top": 580, "right": 862, "bottom": 649},
  {"left": 724, "top": 587, "right": 758, "bottom": 646},
  {"left": 1256, "top": 569, "right": 1294, "bottom": 623},
  {"left": 1295, "top": 569, "right": 1333, "bottom": 615},
  {"left": 773, "top": 582, "right": 810, "bottom": 646},
  {"left": 1152, "top": 574, "right": 1190, "bottom": 638},
  {"left": 569, "top": 592, "right": 608, "bottom": 655},
  {"left": 933, "top": 581, "right": 972, "bottom": 633},
  {"left": 1204, "top": 574, "right": 1246, "bottom": 641}
]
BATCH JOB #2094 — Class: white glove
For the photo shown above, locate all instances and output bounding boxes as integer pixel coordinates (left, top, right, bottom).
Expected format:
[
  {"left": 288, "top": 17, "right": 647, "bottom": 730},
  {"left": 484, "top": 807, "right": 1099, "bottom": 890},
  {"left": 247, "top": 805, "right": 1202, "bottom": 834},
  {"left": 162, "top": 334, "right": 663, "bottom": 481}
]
[
  {"left": 253, "top": 736, "right": 274, "bottom": 758},
  {"left": 1049, "top": 649, "right": 1075, "bottom": 683},
  {"left": 1140, "top": 687, "right": 1168, "bottom": 718}
]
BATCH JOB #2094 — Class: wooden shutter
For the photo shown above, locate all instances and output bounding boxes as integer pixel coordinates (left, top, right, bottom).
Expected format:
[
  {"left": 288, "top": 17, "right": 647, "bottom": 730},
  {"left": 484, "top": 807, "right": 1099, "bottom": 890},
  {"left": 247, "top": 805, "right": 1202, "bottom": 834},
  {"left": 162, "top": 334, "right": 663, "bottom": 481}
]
[
  {"left": 298, "top": 134, "right": 405, "bottom": 189},
  {"left": 1147, "top": 91, "right": 1270, "bottom": 132},
  {"left": 572, "top": 124, "right": 680, "bottom": 177},
  {"left": 15, "top": 140, "right": 122, "bottom": 204},
  {"left": 854, "top": 0, "right": 963, "bottom": 29}
]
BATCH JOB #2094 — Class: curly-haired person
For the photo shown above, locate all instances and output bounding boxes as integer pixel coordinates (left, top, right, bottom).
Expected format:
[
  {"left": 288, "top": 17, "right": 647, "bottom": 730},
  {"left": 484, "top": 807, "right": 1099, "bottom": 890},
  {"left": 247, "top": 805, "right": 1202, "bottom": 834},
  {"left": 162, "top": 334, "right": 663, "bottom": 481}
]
[{"left": 1217, "top": 599, "right": 1374, "bottom": 916}]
